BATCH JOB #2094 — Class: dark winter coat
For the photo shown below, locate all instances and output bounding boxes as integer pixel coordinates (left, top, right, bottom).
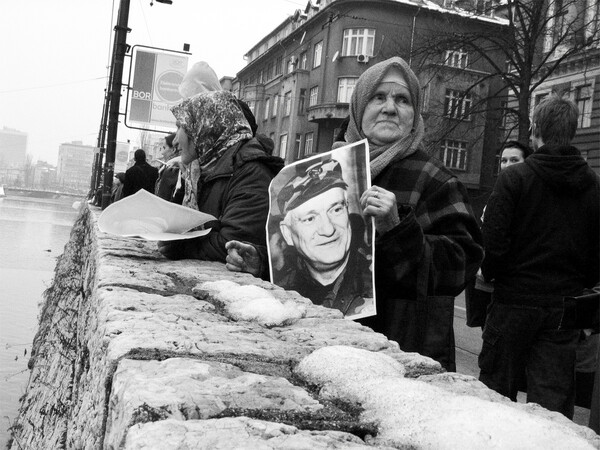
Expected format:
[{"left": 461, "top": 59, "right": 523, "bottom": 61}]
[
  {"left": 164, "top": 137, "right": 283, "bottom": 263},
  {"left": 359, "top": 148, "right": 484, "bottom": 371},
  {"left": 122, "top": 161, "right": 159, "bottom": 197},
  {"left": 481, "top": 144, "right": 599, "bottom": 302}
]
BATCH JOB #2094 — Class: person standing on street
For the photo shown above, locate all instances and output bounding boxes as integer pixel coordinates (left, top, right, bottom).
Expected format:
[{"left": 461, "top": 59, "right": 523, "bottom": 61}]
[
  {"left": 478, "top": 94, "right": 600, "bottom": 419},
  {"left": 122, "top": 149, "right": 159, "bottom": 198}
]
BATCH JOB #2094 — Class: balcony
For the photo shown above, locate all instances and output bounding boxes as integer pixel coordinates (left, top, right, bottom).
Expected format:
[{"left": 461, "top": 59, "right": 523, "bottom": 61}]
[{"left": 307, "top": 103, "right": 349, "bottom": 122}]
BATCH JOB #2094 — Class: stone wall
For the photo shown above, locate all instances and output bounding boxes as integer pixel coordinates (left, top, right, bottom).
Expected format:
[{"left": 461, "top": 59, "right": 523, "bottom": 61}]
[{"left": 9, "top": 205, "right": 600, "bottom": 449}]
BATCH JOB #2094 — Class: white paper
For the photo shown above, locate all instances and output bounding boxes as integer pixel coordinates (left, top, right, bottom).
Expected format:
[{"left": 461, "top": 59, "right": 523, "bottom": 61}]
[{"left": 98, "top": 189, "right": 216, "bottom": 241}]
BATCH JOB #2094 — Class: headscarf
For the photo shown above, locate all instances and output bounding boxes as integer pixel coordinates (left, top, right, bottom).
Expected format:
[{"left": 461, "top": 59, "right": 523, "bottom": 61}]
[
  {"left": 178, "top": 61, "right": 222, "bottom": 99},
  {"left": 171, "top": 90, "right": 253, "bottom": 208},
  {"left": 341, "top": 56, "right": 425, "bottom": 178}
]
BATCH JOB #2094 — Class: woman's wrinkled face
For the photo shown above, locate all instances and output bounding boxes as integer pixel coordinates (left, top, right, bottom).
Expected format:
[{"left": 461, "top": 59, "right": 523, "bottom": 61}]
[
  {"left": 500, "top": 147, "right": 525, "bottom": 171},
  {"left": 361, "top": 68, "right": 414, "bottom": 145},
  {"left": 174, "top": 126, "right": 195, "bottom": 164}
]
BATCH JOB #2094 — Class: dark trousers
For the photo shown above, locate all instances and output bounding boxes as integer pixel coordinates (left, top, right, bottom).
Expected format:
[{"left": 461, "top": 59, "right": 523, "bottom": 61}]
[{"left": 478, "top": 301, "right": 579, "bottom": 419}]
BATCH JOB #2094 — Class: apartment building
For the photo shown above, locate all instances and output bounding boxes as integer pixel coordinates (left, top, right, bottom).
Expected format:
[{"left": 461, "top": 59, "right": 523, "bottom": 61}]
[
  {"left": 234, "top": 0, "right": 508, "bottom": 211},
  {"left": 57, "top": 141, "right": 97, "bottom": 193}
]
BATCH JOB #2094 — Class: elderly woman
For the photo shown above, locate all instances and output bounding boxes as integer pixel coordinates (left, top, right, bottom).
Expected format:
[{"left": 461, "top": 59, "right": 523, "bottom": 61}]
[
  {"left": 158, "top": 90, "right": 284, "bottom": 262},
  {"left": 227, "top": 57, "right": 482, "bottom": 370},
  {"left": 342, "top": 56, "right": 483, "bottom": 371}
]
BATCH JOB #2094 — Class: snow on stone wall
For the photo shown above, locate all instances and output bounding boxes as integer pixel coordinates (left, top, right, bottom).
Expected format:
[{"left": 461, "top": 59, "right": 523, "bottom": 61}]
[{"left": 9, "top": 205, "right": 599, "bottom": 449}]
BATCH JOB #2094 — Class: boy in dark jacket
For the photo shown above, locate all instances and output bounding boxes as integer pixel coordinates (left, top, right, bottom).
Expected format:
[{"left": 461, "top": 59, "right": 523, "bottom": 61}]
[{"left": 479, "top": 94, "right": 599, "bottom": 419}]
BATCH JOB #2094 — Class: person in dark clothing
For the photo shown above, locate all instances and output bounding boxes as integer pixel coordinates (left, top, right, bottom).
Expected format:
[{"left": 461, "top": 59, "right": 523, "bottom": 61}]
[
  {"left": 478, "top": 94, "right": 600, "bottom": 419},
  {"left": 155, "top": 133, "right": 181, "bottom": 202},
  {"left": 158, "top": 90, "right": 284, "bottom": 263},
  {"left": 122, "top": 149, "right": 159, "bottom": 198}
]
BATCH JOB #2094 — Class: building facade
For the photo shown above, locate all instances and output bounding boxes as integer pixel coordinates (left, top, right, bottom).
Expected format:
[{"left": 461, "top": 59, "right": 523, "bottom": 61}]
[
  {"left": 0, "top": 127, "right": 28, "bottom": 185},
  {"left": 234, "top": 0, "right": 508, "bottom": 213},
  {"left": 527, "top": 0, "right": 600, "bottom": 173},
  {"left": 57, "top": 141, "right": 97, "bottom": 193}
]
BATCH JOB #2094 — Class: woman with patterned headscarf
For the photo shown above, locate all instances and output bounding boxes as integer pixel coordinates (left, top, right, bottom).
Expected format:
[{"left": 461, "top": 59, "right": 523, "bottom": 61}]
[
  {"left": 158, "top": 90, "right": 284, "bottom": 262},
  {"left": 337, "top": 56, "right": 483, "bottom": 371}
]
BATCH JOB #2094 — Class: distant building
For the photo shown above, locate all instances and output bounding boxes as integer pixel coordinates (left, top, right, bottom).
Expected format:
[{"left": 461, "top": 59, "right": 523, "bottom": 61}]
[
  {"left": 234, "top": 0, "right": 508, "bottom": 210},
  {"left": 33, "top": 161, "right": 57, "bottom": 190},
  {"left": 57, "top": 141, "right": 97, "bottom": 192},
  {"left": 0, "top": 127, "right": 28, "bottom": 185}
]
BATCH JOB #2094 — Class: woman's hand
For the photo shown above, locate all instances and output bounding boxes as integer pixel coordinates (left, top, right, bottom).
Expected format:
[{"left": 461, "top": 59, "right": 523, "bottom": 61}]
[
  {"left": 225, "top": 240, "right": 261, "bottom": 277},
  {"left": 360, "top": 186, "right": 400, "bottom": 235}
]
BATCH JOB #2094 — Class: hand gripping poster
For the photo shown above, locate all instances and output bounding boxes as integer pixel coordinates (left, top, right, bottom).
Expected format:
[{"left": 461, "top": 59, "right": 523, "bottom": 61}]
[{"left": 267, "top": 140, "right": 375, "bottom": 320}]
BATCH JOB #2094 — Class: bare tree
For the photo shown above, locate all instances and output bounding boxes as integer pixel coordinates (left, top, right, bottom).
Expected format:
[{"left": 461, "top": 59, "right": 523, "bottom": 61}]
[{"left": 413, "top": 0, "right": 600, "bottom": 143}]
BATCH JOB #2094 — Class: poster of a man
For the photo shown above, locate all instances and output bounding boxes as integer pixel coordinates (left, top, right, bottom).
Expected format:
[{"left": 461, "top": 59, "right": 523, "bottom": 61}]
[{"left": 267, "top": 141, "right": 375, "bottom": 320}]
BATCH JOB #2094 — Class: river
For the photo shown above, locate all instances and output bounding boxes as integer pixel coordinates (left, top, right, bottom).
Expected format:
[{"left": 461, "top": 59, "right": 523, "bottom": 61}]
[{"left": 0, "top": 194, "right": 80, "bottom": 448}]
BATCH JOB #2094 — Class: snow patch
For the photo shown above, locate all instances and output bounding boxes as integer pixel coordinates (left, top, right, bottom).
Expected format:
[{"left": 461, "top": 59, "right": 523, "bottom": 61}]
[
  {"left": 295, "top": 345, "right": 594, "bottom": 450},
  {"left": 197, "top": 281, "right": 306, "bottom": 327}
]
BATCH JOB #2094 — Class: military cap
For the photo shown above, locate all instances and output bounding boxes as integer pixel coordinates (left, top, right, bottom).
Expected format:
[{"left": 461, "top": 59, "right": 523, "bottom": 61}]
[{"left": 278, "top": 158, "right": 348, "bottom": 214}]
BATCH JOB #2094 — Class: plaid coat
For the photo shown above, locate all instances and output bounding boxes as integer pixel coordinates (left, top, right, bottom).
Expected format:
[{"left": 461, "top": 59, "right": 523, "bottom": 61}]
[{"left": 359, "top": 148, "right": 483, "bottom": 370}]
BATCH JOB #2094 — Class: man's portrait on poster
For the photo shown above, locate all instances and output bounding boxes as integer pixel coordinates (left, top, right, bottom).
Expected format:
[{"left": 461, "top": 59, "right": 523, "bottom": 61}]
[{"left": 267, "top": 141, "right": 375, "bottom": 320}]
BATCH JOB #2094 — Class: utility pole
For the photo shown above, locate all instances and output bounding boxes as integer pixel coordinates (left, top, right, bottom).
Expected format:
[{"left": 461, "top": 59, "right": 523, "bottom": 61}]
[{"left": 101, "top": 0, "right": 131, "bottom": 209}]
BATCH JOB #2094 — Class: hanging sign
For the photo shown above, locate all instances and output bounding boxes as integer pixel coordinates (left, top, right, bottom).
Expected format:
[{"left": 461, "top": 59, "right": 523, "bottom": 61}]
[{"left": 125, "top": 45, "right": 189, "bottom": 132}]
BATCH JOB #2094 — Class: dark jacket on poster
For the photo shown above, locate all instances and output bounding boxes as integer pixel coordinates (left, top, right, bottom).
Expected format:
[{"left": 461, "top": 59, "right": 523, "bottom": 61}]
[
  {"left": 165, "top": 137, "right": 284, "bottom": 262},
  {"left": 122, "top": 161, "right": 159, "bottom": 197},
  {"left": 482, "top": 144, "right": 600, "bottom": 302},
  {"left": 275, "top": 214, "right": 373, "bottom": 317},
  {"left": 359, "top": 148, "right": 484, "bottom": 371}
]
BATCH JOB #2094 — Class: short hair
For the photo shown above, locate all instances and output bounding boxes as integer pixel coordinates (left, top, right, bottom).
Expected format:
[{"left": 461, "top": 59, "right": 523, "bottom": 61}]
[
  {"left": 531, "top": 94, "right": 578, "bottom": 146},
  {"left": 500, "top": 140, "right": 532, "bottom": 159},
  {"left": 134, "top": 149, "right": 146, "bottom": 162},
  {"left": 165, "top": 133, "right": 176, "bottom": 148}
]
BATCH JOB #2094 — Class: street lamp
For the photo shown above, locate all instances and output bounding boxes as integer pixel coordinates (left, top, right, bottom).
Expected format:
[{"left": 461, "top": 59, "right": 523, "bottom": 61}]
[{"left": 98, "top": 0, "right": 173, "bottom": 209}]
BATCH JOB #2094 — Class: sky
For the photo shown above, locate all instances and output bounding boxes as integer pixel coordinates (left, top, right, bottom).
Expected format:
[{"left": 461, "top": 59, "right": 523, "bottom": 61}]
[{"left": 0, "top": 0, "right": 305, "bottom": 165}]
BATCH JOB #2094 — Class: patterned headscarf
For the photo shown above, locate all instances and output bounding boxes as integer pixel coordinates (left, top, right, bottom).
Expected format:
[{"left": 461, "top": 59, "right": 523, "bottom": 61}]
[
  {"left": 341, "top": 57, "right": 425, "bottom": 178},
  {"left": 171, "top": 90, "right": 253, "bottom": 208}
]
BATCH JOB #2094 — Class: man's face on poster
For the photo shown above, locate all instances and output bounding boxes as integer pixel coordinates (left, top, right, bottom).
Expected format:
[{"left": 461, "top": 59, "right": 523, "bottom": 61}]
[{"left": 280, "top": 187, "right": 352, "bottom": 271}]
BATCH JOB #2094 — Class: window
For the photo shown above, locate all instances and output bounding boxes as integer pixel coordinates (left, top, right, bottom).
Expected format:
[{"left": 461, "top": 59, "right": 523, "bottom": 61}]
[
  {"left": 309, "top": 86, "right": 319, "bottom": 106},
  {"left": 294, "top": 134, "right": 302, "bottom": 159},
  {"left": 298, "top": 89, "right": 306, "bottom": 115},
  {"left": 247, "top": 100, "right": 256, "bottom": 115},
  {"left": 272, "top": 95, "right": 279, "bottom": 117},
  {"left": 304, "top": 132, "right": 314, "bottom": 155},
  {"left": 342, "top": 28, "right": 375, "bottom": 56},
  {"left": 279, "top": 134, "right": 288, "bottom": 159},
  {"left": 284, "top": 91, "right": 292, "bottom": 116},
  {"left": 440, "top": 140, "right": 468, "bottom": 170},
  {"left": 444, "top": 89, "right": 472, "bottom": 120},
  {"left": 444, "top": 49, "right": 468, "bottom": 69},
  {"left": 275, "top": 56, "right": 283, "bottom": 76},
  {"left": 313, "top": 41, "right": 323, "bottom": 68},
  {"left": 288, "top": 57, "right": 295, "bottom": 74},
  {"left": 575, "top": 84, "right": 593, "bottom": 128},
  {"left": 263, "top": 98, "right": 270, "bottom": 121},
  {"left": 266, "top": 62, "right": 274, "bottom": 80},
  {"left": 299, "top": 51, "right": 307, "bottom": 69},
  {"left": 258, "top": 70, "right": 264, "bottom": 84},
  {"left": 475, "top": 0, "right": 494, "bottom": 16},
  {"left": 337, "top": 77, "right": 357, "bottom": 103}
]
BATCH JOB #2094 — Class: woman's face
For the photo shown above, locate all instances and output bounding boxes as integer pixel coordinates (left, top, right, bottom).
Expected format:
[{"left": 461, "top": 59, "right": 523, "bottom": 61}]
[
  {"left": 500, "top": 147, "right": 525, "bottom": 171},
  {"left": 174, "top": 127, "right": 195, "bottom": 164},
  {"left": 361, "top": 69, "right": 414, "bottom": 146}
]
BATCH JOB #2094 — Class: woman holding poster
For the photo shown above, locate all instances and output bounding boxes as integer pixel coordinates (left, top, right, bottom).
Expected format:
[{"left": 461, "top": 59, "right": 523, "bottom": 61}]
[
  {"left": 335, "top": 56, "right": 483, "bottom": 371},
  {"left": 227, "top": 57, "right": 482, "bottom": 371}
]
